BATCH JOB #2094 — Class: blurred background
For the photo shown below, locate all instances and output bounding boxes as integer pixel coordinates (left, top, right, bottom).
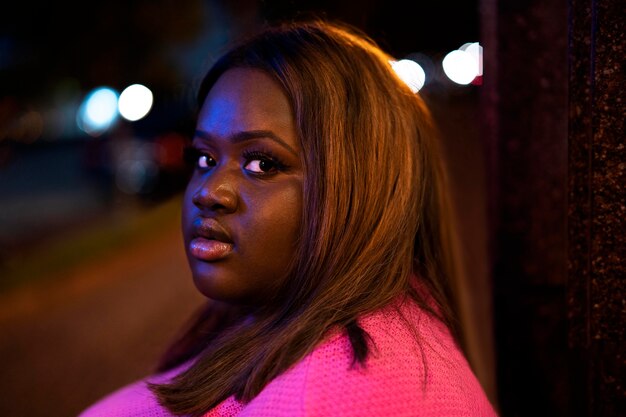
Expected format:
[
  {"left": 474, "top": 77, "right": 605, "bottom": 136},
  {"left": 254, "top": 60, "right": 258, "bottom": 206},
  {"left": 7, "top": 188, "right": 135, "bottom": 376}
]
[{"left": 0, "top": 1, "right": 623, "bottom": 416}]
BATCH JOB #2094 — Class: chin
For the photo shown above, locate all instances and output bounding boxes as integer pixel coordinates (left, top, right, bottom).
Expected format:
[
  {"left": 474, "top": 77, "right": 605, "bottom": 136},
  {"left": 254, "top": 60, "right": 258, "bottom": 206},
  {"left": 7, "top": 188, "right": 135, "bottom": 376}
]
[{"left": 190, "top": 271, "right": 254, "bottom": 306}]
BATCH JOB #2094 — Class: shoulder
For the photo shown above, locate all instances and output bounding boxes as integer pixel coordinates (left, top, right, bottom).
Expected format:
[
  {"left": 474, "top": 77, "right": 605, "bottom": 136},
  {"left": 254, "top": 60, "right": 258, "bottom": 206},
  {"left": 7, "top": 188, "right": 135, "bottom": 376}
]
[
  {"left": 77, "top": 380, "right": 166, "bottom": 417},
  {"left": 77, "top": 360, "right": 194, "bottom": 417},
  {"left": 243, "top": 299, "right": 497, "bottom": 417}
]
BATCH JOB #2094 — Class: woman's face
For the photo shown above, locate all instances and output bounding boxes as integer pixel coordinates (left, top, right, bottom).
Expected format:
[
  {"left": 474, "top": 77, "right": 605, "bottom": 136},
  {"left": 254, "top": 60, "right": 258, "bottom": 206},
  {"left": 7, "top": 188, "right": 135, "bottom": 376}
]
[{"left": 182, "top": 68, "right": 303, "bottom": 306}]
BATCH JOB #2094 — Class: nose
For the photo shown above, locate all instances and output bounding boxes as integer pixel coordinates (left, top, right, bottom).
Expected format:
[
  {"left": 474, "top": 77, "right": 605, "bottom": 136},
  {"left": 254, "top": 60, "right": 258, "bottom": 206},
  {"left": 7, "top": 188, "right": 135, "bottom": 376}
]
[{"left": 191, "top": 172, "right": 238, "bottom": 214}]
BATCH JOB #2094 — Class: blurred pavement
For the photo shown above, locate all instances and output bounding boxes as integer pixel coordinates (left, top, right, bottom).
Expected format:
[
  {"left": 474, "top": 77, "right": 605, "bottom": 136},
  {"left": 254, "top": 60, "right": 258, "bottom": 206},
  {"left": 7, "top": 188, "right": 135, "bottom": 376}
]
[{"left": 0, "top": 197, "right": 205, "bottom": 417}]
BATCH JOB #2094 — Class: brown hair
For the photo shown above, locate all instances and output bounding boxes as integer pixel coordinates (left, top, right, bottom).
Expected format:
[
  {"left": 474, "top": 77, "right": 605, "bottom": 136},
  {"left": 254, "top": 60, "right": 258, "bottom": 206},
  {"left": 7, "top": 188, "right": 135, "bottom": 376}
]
[{"left": 149, "top": 19, "right": 462, "bottom": 416}]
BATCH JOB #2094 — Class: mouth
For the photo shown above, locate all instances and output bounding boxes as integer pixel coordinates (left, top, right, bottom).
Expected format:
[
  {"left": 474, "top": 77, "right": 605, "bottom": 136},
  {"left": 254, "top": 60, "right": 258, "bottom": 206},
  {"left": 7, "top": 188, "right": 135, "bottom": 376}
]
[{"left": 189, "top": 218, "right": 234, "bottom": 262}]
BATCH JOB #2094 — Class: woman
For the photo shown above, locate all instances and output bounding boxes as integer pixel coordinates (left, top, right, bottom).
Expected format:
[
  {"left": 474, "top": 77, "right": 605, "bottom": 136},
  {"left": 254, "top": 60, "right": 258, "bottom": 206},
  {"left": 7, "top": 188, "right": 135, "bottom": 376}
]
[{"left": 79, "top": 20, "right": 497, "bottom": 417}]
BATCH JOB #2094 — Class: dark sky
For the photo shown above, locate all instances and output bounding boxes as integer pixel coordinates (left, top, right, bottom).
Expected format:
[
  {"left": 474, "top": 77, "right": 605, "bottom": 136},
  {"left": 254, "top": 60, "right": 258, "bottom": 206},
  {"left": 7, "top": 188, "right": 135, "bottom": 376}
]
[{"left": 1, "top": 0, "right": 478, "bottom": 98}]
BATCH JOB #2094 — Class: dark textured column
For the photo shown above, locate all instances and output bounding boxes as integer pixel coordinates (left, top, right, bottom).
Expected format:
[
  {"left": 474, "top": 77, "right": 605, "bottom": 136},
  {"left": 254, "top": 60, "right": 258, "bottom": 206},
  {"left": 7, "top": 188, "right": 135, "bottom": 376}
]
[
  {"left": 481, "top": 0, "right": 570, "bottom": 415},
  {"left": 568, "top": 0, "right": 626, "bottom": 416}
]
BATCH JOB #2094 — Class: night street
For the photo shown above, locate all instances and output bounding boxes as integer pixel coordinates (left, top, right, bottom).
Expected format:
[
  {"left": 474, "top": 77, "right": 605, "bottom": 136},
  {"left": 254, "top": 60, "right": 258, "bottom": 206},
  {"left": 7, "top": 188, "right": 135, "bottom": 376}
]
[{"left": 0, "top": 201, "right": 205, "bottom": 417}]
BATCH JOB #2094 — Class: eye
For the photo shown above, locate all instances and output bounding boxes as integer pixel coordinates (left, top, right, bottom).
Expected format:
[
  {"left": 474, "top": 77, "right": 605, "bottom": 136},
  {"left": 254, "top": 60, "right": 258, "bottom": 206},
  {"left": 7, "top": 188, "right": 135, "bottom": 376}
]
[
  {"left": 183, "top": 146, "right": 216, "bottom": 170},
  {"left": 198, "top": 154, "right": 217, "bottom": 169},
  {"left": 244, "top": 158, "right": 277, "bottom": 173},
  {"left": 243, "top": 150, "right": 286, "bottom": 175}
]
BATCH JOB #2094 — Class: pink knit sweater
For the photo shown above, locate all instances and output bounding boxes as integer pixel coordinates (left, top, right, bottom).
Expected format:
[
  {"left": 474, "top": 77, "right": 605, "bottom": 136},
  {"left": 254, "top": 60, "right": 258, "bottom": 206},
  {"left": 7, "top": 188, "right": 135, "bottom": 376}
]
[{"left": 78, "top": 298, "right": 497, "bottom": 417}]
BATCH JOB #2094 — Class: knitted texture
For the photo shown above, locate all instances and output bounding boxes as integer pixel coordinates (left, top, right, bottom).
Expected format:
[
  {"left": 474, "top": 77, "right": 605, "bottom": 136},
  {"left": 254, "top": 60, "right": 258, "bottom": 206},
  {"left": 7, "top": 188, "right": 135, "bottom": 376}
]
[{"left": 78, "top": 298, "right": 497, "bottom": 417}]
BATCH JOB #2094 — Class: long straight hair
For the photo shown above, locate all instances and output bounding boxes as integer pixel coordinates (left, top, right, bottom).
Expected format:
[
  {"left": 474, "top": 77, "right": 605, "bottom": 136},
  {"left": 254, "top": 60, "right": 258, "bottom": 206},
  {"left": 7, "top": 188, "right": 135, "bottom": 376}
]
[{"left": 149, "top": 20, "right": 462, "bottom": 416}]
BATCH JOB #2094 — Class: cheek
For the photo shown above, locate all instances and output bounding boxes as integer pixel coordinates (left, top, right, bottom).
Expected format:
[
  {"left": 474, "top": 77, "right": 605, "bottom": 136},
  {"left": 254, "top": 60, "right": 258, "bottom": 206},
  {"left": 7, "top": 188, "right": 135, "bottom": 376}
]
[
  {"left": 181, "top": 181, "right": 199, "bottom": 239},
  {"left": 243, "top": 182, "right": 302, "bottom": 257}
]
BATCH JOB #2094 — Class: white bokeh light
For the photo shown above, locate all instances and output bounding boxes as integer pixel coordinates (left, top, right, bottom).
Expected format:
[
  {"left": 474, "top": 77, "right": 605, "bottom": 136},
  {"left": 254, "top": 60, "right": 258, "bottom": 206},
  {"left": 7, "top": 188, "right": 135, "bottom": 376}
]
[
  {"left": 118, "top": 84, "right": 154, "bottom": 121},
  {"left": 442, "top": 50, "right": 478, "bottom": 85},
  {"left": 390, "top": 59, "right": 426, "bottom": 93},
  {"left": 460, "top": 42, "right": 483, "bottom": 76},
  {"left": 77, "top": 87, "right": 119, "bottom": 136}
]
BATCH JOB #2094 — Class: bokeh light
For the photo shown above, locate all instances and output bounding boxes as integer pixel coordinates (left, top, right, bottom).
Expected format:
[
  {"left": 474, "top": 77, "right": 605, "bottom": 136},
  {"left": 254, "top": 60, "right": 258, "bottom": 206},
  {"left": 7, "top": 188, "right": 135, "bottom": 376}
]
[
  {"left": 118, "top": 84, "right": 154, "bottom": 121},
  {"left": 442, "top": 50, "right": 478, "bottom": 85},
  {"left": 390, "top": 59, "right": 426, "bottom": 93},
  {"left": 460, "top": 42, "right": 483, "bottom": 77},
  {"left": 77, "top": 87, "right": 119, "bottom": 136}
]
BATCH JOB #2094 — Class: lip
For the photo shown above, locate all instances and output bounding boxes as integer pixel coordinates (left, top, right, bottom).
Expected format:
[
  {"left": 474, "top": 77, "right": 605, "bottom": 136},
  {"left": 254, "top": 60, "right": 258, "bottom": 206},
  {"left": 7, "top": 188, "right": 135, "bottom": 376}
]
[
  {"left": 190, "top": 218, "right": 235, "bottom": 261},
  {"left": 189, "top": 237, "right": 233, "bottom": 261},
  {"left": 193, "top": 217, "right": 234, "bottom": 242}
]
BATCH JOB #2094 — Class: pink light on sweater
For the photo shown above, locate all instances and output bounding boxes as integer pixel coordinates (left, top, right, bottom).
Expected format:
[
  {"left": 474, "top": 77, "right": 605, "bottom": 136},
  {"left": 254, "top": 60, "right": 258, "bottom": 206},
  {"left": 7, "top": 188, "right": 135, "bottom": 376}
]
[{"left": 79, "top": 297, "right": 497, "bottom": 417}]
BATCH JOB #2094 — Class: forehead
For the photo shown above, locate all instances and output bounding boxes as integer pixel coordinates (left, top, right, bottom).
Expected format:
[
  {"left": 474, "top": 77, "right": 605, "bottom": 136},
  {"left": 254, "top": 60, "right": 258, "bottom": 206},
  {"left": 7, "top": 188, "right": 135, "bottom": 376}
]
[{"left": 197, "top": 68, "right": 296, "bottom": 142}]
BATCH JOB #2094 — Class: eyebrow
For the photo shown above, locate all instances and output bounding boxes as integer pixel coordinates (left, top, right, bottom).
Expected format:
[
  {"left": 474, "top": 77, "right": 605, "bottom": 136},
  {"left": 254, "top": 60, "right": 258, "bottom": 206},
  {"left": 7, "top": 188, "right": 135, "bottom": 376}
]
[{"left": 194, "top": 129, "right": 298, "bottom": 157}]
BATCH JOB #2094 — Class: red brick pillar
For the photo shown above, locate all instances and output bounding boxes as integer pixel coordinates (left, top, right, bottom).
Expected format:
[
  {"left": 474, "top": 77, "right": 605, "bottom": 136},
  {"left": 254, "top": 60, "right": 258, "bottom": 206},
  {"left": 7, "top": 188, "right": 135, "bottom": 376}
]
[{"left": 568, "top": 0, "right": 626, "bottom": 416}]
